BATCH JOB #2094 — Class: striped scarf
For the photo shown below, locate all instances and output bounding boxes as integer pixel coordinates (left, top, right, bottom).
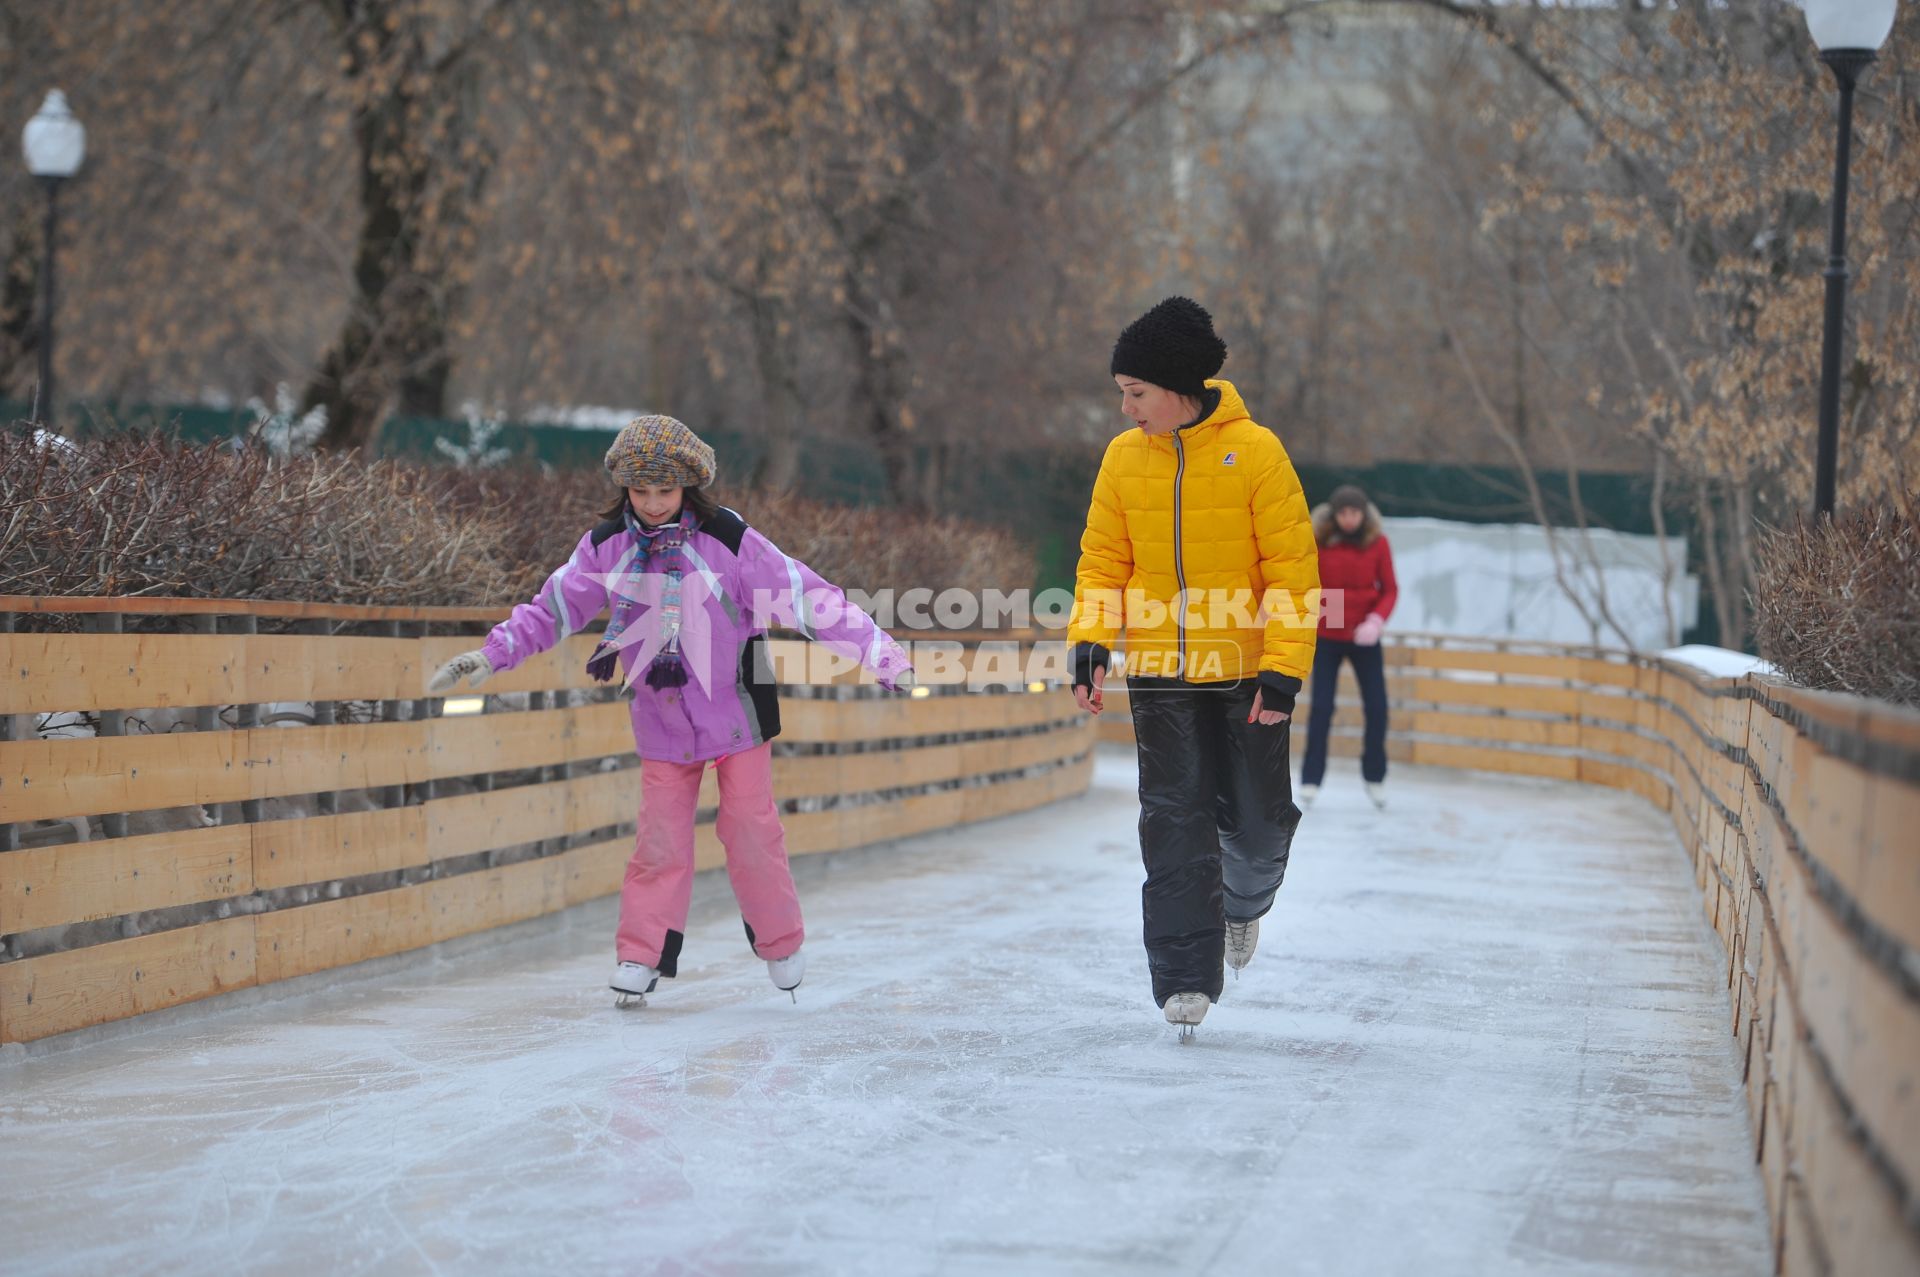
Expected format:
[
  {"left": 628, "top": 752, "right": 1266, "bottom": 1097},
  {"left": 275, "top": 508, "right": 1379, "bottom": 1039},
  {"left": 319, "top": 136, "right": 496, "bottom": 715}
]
[{"left": 586, "top": 506, "right": 699, "bottom": 689}]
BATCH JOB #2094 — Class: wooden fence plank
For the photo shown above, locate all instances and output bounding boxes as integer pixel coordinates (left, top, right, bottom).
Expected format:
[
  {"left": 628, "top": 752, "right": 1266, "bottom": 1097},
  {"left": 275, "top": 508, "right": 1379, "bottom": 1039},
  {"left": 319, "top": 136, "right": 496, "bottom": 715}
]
[
  {"left": 561, "top": 835, "right": 634, "bottom": 905},
  {"left": 1576, "top": 658, "right": 1643, "bottom": 688},
  {"left": 254, "top": 887, "right": 436, "bottom": 984},
  {"left": 1800, "top": 749, "right": 1873, "bottom": 910},
  {"left": 0, "top": 629, "right": 955, "bottom": 716},
  {"left": 0, "top": 731, "right": 243, "bottom": 824},
  {"left": 0, "top": 633, "right": 243, "bottom": 714},
  {"left": 1408, "top": 741, "right": 1580, "bottom": 780},
  {"left": 424, "top": 709, "right": 572, "bottom": 780},
  {"left": 0, "top": 917, "right": 255, "bottom": 1044},
  {"left": 778, "top": 690, "right": 1068, "bottom": 742},
  {"left": 1789, "top": 1023, "right": 1920, "bottom": 1276},
  {"left": 1859, "top": 772, "right": 1920, "bottom": 959},
  {"left": 253, "top": 806, "right": 427, "bottom": 890},
  {"left": 0, "top": 593, "right": 508, "bottom": 623},
  {"left": 1408, "top": 711, "right": 1581, "bottom": 748},
  {"left": 1407, "top": 678, "right": 1585, "bottom": 716},
  {"left": 248, "top": 721, "right": 431, "bottom": 797},
  {"left": 425, "top": 784, "right": 568, "bottom": 862},
  {"left": 1409, "top": 649, "right": 1582, "bottom": 681},
  {"left": 0, "top": 824, "right": 252, "bottom": 934}
]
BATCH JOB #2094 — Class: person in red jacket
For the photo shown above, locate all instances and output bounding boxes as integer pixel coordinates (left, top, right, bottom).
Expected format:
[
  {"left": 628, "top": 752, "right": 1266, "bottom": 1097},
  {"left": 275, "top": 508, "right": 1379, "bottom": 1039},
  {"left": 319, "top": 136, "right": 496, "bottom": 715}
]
[{"left": 1301, "top": 485, "right": 1398, "bottom": 808}]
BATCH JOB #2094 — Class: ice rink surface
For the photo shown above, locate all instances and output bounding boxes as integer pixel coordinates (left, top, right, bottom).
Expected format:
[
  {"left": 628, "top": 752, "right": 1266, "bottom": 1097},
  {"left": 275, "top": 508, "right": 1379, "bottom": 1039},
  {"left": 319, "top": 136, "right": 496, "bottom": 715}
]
[{"left": 1, "top": 749, "right": 1770, "bottom": 1276}]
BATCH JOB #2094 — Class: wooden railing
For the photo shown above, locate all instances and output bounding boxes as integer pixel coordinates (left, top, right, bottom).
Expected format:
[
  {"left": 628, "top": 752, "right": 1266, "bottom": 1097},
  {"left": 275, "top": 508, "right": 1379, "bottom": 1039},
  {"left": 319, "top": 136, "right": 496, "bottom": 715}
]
[
  {"left": 1104, "top": 635, "right": 1920, "bottom": 1274},
  {"left": 0, "top": 598, "right": 1092, "bottom": 1045}
]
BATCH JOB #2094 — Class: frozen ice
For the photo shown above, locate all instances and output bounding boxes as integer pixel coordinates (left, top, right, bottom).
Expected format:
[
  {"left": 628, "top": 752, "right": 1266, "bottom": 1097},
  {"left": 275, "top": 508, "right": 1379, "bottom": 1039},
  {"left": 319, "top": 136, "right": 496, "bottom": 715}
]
[{"left": 0, "top": 749, "right": 1770, "bottom": 1275}]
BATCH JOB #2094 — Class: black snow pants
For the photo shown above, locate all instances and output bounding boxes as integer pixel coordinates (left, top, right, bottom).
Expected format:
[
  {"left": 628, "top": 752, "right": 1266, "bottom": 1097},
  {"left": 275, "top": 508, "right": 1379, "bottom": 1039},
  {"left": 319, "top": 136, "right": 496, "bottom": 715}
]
[{"left": 1128, "top": 676, "right": 1302, "bottom": 1007}]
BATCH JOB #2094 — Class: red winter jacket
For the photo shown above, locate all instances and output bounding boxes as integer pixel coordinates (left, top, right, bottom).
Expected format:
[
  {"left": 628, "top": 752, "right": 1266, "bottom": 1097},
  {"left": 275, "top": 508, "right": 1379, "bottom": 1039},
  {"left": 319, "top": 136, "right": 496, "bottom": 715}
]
[{"left": 1311, "top": 501, "right": 1398, "bottom": 641}]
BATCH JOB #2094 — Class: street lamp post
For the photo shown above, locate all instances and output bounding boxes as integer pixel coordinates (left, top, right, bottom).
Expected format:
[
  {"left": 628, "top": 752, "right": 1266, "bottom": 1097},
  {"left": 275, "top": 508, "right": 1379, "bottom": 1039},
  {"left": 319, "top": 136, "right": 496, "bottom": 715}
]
[
  {"left": 1804, "top": 1, "right": 1897, "bottom": 520},
  {"left": 21, "top": 90, "right": 87, "bottom": 427}
]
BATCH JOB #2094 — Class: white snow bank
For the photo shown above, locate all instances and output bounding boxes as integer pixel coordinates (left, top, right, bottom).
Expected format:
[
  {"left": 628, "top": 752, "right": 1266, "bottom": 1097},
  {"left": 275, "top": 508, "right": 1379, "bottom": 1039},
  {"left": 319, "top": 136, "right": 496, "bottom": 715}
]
[
  {"left": 1659, "top": 645, "right": 1776, "bottom": 680},
  {"left": 459, "top": 401, "right": 646, "bottom": 432}
]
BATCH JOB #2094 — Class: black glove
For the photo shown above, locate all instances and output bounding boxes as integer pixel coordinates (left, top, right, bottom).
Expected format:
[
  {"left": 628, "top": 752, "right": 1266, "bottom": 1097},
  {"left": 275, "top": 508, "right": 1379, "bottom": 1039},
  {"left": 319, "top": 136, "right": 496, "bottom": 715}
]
[
  {"left": 1256, "top": 670, "right": 1302, "bottom": 717},
  {"left": 1071, "top": 642, "right": 1111, "bottom": 694}
]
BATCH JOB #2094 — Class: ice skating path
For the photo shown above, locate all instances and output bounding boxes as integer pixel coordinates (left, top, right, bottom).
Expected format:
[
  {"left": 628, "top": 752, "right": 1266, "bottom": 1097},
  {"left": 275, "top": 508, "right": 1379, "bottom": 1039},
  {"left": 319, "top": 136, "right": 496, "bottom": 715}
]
[{"left": 1, "top": 749, "right": 1770, "bottom": 1276}]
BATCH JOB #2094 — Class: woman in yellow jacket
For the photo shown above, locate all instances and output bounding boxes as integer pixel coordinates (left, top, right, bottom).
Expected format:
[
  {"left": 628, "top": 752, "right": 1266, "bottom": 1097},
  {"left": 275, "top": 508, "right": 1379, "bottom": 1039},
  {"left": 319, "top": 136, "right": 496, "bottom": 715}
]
[{"left": 1069, "top": 297, "right": 1320, "bottom": 1037}]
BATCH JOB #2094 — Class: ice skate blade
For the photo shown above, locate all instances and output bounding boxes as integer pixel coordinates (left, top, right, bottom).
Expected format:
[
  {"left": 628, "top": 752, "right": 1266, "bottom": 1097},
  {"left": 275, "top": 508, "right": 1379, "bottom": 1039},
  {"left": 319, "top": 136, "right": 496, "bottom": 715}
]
[
  {"left": 614, "top": 992, "right": 647, "bottom": 1010},
  {"left": 1178, "top": 1024, "right": 1197, "bottom": 1042}
]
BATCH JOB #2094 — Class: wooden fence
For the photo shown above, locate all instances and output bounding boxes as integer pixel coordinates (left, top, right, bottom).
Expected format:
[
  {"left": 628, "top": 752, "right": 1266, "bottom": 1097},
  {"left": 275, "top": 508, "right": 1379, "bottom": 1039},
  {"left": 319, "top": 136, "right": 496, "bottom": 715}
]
[
  {"left": 1104, "top": 635, "right": 1920, "bottom": 1275},
  {"left": 0, "top": 598, "right": 1092, "bottom": 1046},
  {"left": 7, "top": 605, "right": 1915, "bottom": 1272}
]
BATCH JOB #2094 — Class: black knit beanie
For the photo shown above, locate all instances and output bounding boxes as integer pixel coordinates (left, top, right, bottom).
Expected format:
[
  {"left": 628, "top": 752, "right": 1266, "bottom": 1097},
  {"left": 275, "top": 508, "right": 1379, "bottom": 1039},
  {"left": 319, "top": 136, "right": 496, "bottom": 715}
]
[{"left": 1110, "top": 296, "right": 1228, "bottom": 398}]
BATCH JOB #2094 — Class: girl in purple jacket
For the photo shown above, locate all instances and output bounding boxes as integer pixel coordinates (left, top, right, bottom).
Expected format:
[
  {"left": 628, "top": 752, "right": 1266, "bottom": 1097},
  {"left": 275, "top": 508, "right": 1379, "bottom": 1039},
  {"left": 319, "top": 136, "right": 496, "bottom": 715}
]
[{"left": 428, "top": 416, "right": 913, "bottom": 1007}]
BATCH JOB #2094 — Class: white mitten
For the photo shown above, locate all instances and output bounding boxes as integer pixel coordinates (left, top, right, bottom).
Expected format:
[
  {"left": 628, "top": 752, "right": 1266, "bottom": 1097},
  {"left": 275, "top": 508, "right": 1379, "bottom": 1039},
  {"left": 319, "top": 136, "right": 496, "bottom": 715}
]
[
  {"left": 1353, "top": 614, "right": 1385, "bottom": 647},
  {"left": 428, "top": 650, "right": 494, "bottom": 694}
]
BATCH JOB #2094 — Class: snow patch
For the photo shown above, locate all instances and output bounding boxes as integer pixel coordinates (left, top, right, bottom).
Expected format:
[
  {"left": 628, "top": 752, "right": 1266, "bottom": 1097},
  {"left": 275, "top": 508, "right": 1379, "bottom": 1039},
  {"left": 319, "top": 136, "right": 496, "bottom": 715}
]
[{"left": 1658, "top": 645, "right": 1776, "bottom": 680}]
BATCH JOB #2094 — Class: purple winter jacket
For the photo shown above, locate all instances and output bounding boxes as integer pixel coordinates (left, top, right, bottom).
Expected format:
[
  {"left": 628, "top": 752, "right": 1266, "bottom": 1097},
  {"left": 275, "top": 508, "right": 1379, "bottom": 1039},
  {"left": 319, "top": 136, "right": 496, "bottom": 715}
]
[{"left": 481, "top": 506, "right": 911, "bottom": 764}]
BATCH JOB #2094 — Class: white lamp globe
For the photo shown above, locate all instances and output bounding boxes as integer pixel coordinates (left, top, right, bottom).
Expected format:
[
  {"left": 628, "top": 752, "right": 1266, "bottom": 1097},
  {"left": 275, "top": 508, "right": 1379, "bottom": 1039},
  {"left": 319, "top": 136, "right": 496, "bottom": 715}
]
[
  {"left": 1804, "top": 0, "right": 1899, "bottom": 52},
  {"left": 23, "top": 90, "right": 86, "bottom": 179}
]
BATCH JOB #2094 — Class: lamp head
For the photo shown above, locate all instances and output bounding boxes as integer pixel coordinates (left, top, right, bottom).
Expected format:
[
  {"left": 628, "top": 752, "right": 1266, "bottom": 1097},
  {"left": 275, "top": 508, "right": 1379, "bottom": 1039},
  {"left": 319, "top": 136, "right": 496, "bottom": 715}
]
[
  {"left": 23, "top": 90, "right": 86, "bottom": 180},
  {"left": 1804, "top": 0, "right": 1898, "bottom": 54}
]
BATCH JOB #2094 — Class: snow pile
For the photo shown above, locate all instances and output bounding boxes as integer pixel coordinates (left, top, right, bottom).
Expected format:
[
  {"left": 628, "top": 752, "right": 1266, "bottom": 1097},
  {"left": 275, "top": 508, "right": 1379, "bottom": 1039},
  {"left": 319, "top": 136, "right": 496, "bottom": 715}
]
[
  {"left": 1383, "top": 515, "right": 1699, "bottom": 651},
  {"left": 1658, "top": 645, "right": 1776, "bottom": 680},
  {"left": 458, "top": 402, "right": 646, "bottom": 432}
]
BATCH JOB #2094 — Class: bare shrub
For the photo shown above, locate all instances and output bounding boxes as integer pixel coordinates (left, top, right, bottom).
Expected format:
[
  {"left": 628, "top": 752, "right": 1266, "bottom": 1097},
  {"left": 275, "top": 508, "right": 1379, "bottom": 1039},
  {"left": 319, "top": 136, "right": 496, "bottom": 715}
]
[
  {"left": 1752, "top": 494, "right": 1920, "bottom": 708},
  {"left": 0, "top": 433, "right": 516, "bottom": 606},
  {"left": 2, "top": 433, "right": 1038, "bottom": 614}
]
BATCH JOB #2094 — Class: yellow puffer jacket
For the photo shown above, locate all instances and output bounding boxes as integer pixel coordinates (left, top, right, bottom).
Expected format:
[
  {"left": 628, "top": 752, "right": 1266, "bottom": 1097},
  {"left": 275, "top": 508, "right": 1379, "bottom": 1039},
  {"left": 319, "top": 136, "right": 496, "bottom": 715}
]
[{"left": 1068, "top": 380, "right": 1319, "bottom": 685}]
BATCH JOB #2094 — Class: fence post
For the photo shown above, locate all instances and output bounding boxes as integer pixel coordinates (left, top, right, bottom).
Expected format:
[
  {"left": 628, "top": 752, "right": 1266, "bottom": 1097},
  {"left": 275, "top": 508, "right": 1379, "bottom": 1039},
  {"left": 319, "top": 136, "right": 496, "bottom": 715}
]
[
  {"left": 0, "top": 609, "right": 17, "bottom": 851},
  {"left": 189, "top": 615, "right": 230, "bottom": 826},
  {"left": 304, "top": 618, "right": 339, "bottom": 815},
  {"left": 407, "top": 621, "right": 435, "bottom": 807},
  {"left": 86, "top": 611, "right": 130, "bottom": 839},
  {"left": 380, "top": 621, "right": 405, "bottom": 808},
  {"left": 233, "top": 613, "right": 264, "bottom": 824}
]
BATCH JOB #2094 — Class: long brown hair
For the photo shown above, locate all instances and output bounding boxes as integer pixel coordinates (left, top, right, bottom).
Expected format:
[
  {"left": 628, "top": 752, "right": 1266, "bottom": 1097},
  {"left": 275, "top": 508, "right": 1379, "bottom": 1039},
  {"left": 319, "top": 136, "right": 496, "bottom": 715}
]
[{"left": 599, "top": 484, "right": 722, "bottom": 525}]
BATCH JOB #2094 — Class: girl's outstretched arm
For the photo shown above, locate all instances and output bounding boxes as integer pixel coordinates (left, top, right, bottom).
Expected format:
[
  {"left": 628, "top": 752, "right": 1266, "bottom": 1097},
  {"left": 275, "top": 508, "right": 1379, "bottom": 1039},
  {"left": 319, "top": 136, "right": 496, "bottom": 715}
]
[
  {"left": 732, "top": 526, "right": 912, "bottom": 689},
  {"left": 481, "top": 530, "right": 615, "bottom": 673}
]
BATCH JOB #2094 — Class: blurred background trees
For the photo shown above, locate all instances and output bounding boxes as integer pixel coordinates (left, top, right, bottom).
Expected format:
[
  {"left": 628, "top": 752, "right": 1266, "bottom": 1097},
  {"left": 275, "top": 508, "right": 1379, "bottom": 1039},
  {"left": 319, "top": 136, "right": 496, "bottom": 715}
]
[{"left": 2, "top": 1, "right": 1915, "bottom": 654}]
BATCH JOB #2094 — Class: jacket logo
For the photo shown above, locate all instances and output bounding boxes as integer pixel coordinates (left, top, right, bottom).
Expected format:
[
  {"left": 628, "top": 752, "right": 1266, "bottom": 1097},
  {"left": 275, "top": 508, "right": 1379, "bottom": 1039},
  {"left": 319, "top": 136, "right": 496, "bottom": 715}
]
[{"left": 1221, "top": 452, "right": 1237, "bottom": 466}]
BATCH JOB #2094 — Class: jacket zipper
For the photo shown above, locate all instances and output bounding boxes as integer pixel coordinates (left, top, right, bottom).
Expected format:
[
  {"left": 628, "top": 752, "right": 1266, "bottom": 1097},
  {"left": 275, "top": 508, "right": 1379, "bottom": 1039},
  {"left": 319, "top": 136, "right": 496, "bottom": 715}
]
[{"left": 1171, "top": 432, "right": 1187, "bottom": 677}]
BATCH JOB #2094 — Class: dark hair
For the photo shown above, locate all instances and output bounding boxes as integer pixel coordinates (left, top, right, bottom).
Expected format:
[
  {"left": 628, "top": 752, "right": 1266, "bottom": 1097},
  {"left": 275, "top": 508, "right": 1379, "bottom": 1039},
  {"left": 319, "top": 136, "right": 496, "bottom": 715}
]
[{"left": 599, "top": 484, "right": 722, "bottom": 525}]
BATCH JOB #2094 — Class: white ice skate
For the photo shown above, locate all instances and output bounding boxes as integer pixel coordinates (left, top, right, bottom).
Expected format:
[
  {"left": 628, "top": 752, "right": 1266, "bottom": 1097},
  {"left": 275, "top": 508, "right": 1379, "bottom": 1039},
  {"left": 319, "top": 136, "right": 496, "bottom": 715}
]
[
  {"left": 1164, "top": 991, "right": 1209, "bottom": 1041},
  {"left": 1226, "top": 918, "right": 1259, "bottom": 976},
  {"left": 1364, "top": 782, "right": 1387, "bottom": 810},
  {"left": 767, "top": 948, "right": 805, "bottom": 1002},
  {"left": 1299, "top": 784, "right": 1320, "bottom": 808},
  {"left": 610, "top": 961, "right": 659, "bottom": 1009}
]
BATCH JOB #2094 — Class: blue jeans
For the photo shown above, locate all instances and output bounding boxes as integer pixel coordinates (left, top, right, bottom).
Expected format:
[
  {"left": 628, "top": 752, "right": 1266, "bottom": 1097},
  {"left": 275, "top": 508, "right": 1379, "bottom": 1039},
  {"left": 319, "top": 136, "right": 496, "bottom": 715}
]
[{"left": 1301, "top": 639, "right": 1389, "bottom": 785}]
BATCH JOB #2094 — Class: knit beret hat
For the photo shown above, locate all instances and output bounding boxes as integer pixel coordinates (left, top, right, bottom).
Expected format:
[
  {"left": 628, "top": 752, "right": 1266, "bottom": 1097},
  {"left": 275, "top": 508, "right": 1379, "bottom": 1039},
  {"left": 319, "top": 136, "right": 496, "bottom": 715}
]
[
  {"left": 1328, "top": 484, "right": 1369, "bottom": 513},
  {"left": 604, "top": 415, "right": 717, "bottom": 489},
  {"left": 1110, "top": 296, "right": 1228, "bottom": 398}
]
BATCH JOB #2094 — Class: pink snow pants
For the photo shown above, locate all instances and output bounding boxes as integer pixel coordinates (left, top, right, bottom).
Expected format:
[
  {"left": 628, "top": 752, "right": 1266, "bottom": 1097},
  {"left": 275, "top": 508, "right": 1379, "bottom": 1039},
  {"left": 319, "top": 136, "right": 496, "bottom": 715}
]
[{"left": 614, "top": 742, "right": 803, "bottom": 974}]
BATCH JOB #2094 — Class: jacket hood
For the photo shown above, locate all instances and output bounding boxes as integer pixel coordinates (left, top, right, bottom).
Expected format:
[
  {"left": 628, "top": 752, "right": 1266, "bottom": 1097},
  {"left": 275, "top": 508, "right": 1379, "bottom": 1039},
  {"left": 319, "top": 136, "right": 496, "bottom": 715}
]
[
  {"left": 1191, "top": 379, "right": 1248, "bottom": 431},
  {"left": 1312, "top": 500, "right": 1384, "bottom": 548},
  {"left": 1133, "top": 380, "right": 1248, "bottom": 450}
]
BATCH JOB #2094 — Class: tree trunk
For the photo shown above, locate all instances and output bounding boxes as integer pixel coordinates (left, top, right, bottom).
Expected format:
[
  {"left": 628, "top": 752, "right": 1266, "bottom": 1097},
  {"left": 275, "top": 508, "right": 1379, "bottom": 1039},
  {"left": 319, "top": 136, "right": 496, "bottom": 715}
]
[
  {"left": 841, "top": 271, "right": 919, "bottom": 508},
  {"left": 0, "top": 207, "right": 41, "bottom": 402},
  {"left": 748, "top": 295, "right": 804, "bottom": 492},
  {"left": 302, "top": 3, "right": 482, "bottom": 451}
]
